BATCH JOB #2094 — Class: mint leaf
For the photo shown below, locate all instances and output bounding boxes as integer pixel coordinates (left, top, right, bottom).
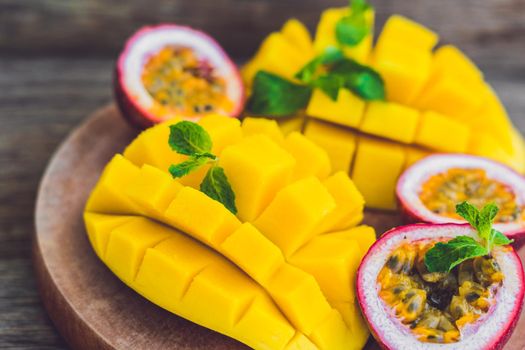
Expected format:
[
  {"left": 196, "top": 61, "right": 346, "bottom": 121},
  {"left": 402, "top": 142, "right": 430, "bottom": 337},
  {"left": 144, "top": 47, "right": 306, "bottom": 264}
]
[
  {"left": 311, "top": 75, "right": 344, "bottom": 100},
  {"left": 246, "top": 71, "right": 312, "bottom": 117},
  {"left": 492, "top": 229, "right": 514, "bottom": 246},
  {"left": 335, "top": 14, "right": 369, "bottom": 46},
  {"left": 456, "top": 201, "right": 480, "bottom": 228},
  {"left": 195, "top": 152, "right": 216, "bottom": 160},
  {"left": 335, "top": 0, "right": 371, "bottom": 47},
  {"left": 169, "top": 156, "right": 208, "bottom": 178},
  {"left": 425, "top": 236, "right": 488, "bottom": 273},
  {"left": 295, "top": 47, "right": 345, "bottom": 83},
  {"left": 169, "top": 121, "right": 212, "bottom": 156},
  {"left": 330, "top": 59, "right": 385, "bottom": 100},
  {"left": 479, "top": 203, "right": 498, "bottom": 240},
  {"left": 200, "top": 166, "right": 237, "bottom": 214}
]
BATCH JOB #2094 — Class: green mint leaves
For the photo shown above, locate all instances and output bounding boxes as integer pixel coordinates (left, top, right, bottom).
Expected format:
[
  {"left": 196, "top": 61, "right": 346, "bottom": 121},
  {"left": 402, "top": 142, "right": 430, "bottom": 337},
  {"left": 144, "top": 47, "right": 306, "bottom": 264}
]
[
  {"left": 168, "top": 121, "right": 237, "bottom": 214},
  {"left": 335, "top": 0, "right": 371, "bottom": 47},
  {"left": 246, "top": 71, "right": 312, "bottom": 116},
  {"left": 246, "top": 48, "right": 384, "bottom": 117},
  {"left": 200, "top": 167, "right": 237, "bottom": 214},
  {"left": 425, "top": 202, "right": 513, "bottom": 272}
]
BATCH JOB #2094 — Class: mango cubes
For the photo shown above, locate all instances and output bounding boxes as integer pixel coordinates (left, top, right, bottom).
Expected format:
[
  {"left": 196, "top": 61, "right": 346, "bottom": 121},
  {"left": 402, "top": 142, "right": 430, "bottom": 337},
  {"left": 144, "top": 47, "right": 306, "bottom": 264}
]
[{"left": 84, "top": 114, "right": 375, "bottom": 350}]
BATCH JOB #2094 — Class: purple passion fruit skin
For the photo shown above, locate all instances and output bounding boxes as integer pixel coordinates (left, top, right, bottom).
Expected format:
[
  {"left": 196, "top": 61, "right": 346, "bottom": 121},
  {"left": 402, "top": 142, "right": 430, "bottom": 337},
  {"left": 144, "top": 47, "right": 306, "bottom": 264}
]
[
  {"left": 357, "top": 223, "right": 524, "bottom": 350},
  {"left": 397, "top": 154, "right": 525, "bottom": 245},
  {"left": 115, "top": 24, "right": 244, "bottom": 128}
]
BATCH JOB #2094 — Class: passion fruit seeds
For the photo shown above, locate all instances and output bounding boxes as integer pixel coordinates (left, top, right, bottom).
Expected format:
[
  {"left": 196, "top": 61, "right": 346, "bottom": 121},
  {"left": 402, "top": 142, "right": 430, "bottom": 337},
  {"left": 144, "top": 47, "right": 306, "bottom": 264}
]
[{"left": 420, "top": 168, "right": 523, "bottom": 223}]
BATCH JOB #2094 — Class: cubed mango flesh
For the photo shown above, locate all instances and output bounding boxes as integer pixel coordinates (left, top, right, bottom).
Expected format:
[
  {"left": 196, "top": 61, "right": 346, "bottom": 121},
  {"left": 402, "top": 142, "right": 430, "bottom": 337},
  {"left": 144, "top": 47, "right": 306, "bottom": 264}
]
[
  {"left": 431, "top": 45, "right": 483, "bottom": 83},
  {"left": 198, "top": 114, "right": 243, "bottom": 154},
  {"left": 105, "top": 217, "right": 174, "bottom": 284},
  {"left": 404, "top": 147, "right": 432, "bottom": 169},
  {"left": 415, "top": 111, "right": 470, "bottom": 153},
  {"left": 331, "top": 300, "right": 370, "bottom": 350},
  {"left": 267, "top": 264, "right": 332, "bottom": 335},
  {"left": 284, "top": 333, "right": 318, "bottom": 350},
  {"left": 125, "top": 164, "right": 183, "bottom": 218},
  {"left": 284, "top": 132, "right": 331, "bottom": 180},
  {"left": 242, "top": 117, "right": 285, "bottom": 144},
  {"left": 254, "top": 177, "right": 336, "bottom": 257},
  {"left": 323, "top": 225, "right": 376, "bottom": 258},
  {"left": 83, "top": 213, "right": 134, "bottom": 259},
  {"left": 351, "top": 137, "right": 406, "bottom": 209},
  {"left": 290, "top": 235, "right": 361, "bottom": 301},
  {"left": 303, "top": 120, "right": 356, "bottom": 173},
  {"left": 375, "top": 15, "right": 438, "bottom": 52},
  {"left": 359, "top": 101, "right": 420, "bottom": 144},
  {"left": 306, "top": 88, "right": 365, "bottom": 129},
  {"left": 277, "top": 115, "right": 305, "bottom": 136},
  {"left": 220, "top": 223, "right": 285, "bottom": 285},
  {"left": 85, "top": 154, "right": 143, "bottom": 215},
  {"left": 281, "top": 18, "right": 314, "bottom": 55},
  {"left": 310, "top": 309, "right": 353, "bottom": 350},
  {"left": 219, "top": 135, "right": 295, "bottom": 222},
  {"left": 316, "top": 172, "right": 364, "bottom": 234},
  {"left": 164, "top": 186, "right": 241, "bottom": 246}
]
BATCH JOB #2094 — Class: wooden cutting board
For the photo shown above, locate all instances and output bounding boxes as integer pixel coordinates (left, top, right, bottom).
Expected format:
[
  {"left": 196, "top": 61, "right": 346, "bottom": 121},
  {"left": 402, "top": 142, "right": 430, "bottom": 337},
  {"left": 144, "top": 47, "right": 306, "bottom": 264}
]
[{"left": 33, "top": 104, "right": 525, "bottom": 350}]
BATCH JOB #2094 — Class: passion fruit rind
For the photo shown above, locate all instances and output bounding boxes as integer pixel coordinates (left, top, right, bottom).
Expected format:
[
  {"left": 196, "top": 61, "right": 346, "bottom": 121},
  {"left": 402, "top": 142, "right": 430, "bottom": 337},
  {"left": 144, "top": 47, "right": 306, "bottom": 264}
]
[
  {"left": 115, "top": 24, "right": 244, "bottom": 128},
  {"left": 357, "top": 223, "right": 525, "bottom": 350},
  {"left": 397, "top": 154, "right": 525, "bottom": 244}
]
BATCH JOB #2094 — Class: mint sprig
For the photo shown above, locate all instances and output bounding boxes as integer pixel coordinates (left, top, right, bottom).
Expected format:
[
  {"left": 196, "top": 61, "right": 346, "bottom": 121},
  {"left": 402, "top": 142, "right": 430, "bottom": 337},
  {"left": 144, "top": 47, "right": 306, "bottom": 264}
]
[
  {"left": 168, "top": 121, "right": 237, "bottom": 214},
  {"left": 335, "top": 0, "right": 371, "bottom": 47},
  {"left": 246, "top": 71, "right": 311, "bottom": 116},
  {"left": 425, "top": 202, "right": 513, "bottom": 272}
]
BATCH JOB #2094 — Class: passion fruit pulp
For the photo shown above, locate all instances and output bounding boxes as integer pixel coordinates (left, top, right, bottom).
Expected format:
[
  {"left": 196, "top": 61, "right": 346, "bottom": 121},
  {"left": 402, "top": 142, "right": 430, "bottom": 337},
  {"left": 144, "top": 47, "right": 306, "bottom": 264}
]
[
  {"left": 115, "top": 24, "right": 244, "bottom": 128},
  {"left": 397, "top": 154, "right": 525, "bottom": 243},
  {"left": 357, "top": 223, "right": 524, "bottom": 350}
]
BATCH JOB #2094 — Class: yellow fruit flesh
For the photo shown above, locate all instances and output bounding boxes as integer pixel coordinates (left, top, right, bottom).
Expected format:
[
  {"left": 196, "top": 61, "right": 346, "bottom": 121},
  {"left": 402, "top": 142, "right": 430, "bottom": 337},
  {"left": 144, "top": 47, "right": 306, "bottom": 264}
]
[
  {"left": 85, "top": 114, "right": 373, "bottom": 349},
  {"left": 419, "top": 168, "right": 524, "bottom": 222},
  {"left": 307, "top": 88, "right": 365, "bottom": 128}
]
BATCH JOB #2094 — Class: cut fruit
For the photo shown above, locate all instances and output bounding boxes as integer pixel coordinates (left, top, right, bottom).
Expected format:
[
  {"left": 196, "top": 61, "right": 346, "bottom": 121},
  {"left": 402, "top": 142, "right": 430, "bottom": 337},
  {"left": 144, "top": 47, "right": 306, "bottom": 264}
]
[
  {"left": 397, "top": 154, "right": 525, "bottom": 241},
  {"left": 357, "top": 223, "right": 524, "bottom": 349},
  {"left": 115, "top": 24, "right": 244, "bottom": 127}
]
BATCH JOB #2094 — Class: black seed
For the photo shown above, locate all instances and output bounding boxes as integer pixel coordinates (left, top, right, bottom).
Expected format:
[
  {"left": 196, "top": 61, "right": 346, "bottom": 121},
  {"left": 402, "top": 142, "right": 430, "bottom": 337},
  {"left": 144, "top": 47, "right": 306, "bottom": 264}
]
[
  {"left": 466, "top": 292, "right": 480, "bottom": 303},
  {"left": 427, "top": 335, "right": 436, "bottom": 340},
  {"left": 387, "top": 255, "right": 400, "bottom": 270},
  {"left": 204, "top": 104, "right": 213, "bottom": 111},
  {"left": 407, "top": 301, "right": 418, "bottom": 313}
]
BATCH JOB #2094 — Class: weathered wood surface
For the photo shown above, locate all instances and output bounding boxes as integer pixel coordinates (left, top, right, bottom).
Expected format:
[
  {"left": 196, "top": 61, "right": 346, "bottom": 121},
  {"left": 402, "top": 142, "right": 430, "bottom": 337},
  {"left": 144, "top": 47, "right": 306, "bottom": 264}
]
[
  {"left": 1, "top": 0, "right": 525, "bottom": 70},
  {"left": 0, "top": 0, "right": 524, "bottom": 348}
]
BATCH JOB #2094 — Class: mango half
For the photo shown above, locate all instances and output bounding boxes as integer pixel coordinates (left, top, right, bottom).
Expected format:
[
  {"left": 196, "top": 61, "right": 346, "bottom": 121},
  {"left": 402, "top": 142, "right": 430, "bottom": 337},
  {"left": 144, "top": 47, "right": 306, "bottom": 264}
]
[
  {"left": 84, "top": 115, "right": 375, "bottom": 350},
  {"left": 243, "top": 10, "right": 525, "bottom": 210}
]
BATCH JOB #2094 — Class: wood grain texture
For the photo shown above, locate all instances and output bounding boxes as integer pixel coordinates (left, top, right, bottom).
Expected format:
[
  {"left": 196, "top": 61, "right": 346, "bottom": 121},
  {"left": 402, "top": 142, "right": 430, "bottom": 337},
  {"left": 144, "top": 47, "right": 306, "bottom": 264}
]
[{"left": 1, "top": 0, "right": 525, "bottom": 71}]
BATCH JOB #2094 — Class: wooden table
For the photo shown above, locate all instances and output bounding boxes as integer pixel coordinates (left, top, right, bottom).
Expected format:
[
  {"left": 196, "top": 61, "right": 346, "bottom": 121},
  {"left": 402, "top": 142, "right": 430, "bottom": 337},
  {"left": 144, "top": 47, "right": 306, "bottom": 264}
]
[{"left": 0, "top": 0, "right": 524, "bottom": 348}]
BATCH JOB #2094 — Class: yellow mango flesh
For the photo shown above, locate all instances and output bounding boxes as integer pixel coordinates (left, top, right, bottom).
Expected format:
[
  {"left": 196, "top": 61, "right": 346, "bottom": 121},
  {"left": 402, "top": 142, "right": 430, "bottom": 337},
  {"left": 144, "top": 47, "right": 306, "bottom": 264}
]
[
  {"left": 375, "top": 15, "right": 438, "bottom": 52},
  {"left": 242, "top": 117, "right": 285, "bottom": 144},
  {"left": 254, "top": 177, "right": 336, "bottom": 257},
  {"left": 331, "top": 300, "right": 370, "bottom": 350},
  {"left": 415, "top": 111, "right": 470, "bottom": 153},
  {"left": 85, "top": 114, "right": 376, "bottom": 349},
  {"left": 306, "top": 88, "right": 365, "bottom": 128},
  {"left": 303, "top": 120, "right": 356, "bottom": 173},
  {"left": 219, "top": 135, "right": 295, "bottom": 222},
  {"left": 359, "top": 101, "right": 420, "bottom": 144},
  {"left": 283, "top": 132, "right": 331, "bottom": 180},
  {"left": 290, "top": 235, "right": 361, "bottom": 301},
  {"left": 281, "top": 18, "right": 314, "bottom": 55},
  {"left": 352, "top": 136, "right": 406, "bottom": 210},
  {"left": 324, "top": 225, "right": 376, "bottom": 258}
]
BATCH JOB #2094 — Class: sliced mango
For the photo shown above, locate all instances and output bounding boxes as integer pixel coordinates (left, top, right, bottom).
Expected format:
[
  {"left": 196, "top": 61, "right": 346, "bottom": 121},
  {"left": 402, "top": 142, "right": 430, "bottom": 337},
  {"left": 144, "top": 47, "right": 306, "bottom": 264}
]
[
  {"left": 254, "top": 177, "right": 336, "bottom": 257},
  {"left": 284, "top": 333, "right": 318, "bottom": 350},
  {"left": 324, "top": 225, "right": 376, "bottom": 258},
  {"left": 431, "top": 45, "right": 483, "bottom": 83},
  {"left": 284, "top": 132, "right": 331, "bottom": 180},
  {"left": 306, "top": 88, "right": 365, "bottom": 128},
  {"left": 277, "top": 115, "right": 305, "bottom": 136},
  {"left": 331, "top": 300, "right": 370, "bottom": 350},
  {"left": 303, "top": 120, "right": 356, "bottom": 173},
  {"left": 242, "top": 117, "right": 285, "bottom": 144},
  {"left": 105, "top": 217, "right": 174, "bottom": 284},
  {"left": 359, "top": 101, "right": 420, "bottom": 144},
  {"left": 281, "top": 18, "right": 314, "bottom": 55},
  {"left": 220, "top": 223, "right": 285, "bottom": 285},
  {"left": 405, "top": 147, "right": 432, "bottom": 169},
  {"left": 375, "top": 15, "right": 438, "bottom": 52},
  {"left": 310, "top": 309, "right": 352, "bottom": 350},
  {"left": 290, "top": 235, "right": 361, "bottom": 301},
  {"left": 83, "top": 213, "right": 134, "bottom": 259},
  {"left": 351, "top": 136, "right": 406, "bottom": 209},
  {"left": 220, "top": 135, "right": 295, "bottom": 222},
  {"left": 415, "top": 111, "right": 470, "bottom": 153},
  {"left": 85, "top": 154, "right": 143, "bottom": 215},
  {"left": 164, "top": 186, "right": 241, "bottom": 246},
  {"left": 198, "top": 113, "right": 243, "bottom": 154}
]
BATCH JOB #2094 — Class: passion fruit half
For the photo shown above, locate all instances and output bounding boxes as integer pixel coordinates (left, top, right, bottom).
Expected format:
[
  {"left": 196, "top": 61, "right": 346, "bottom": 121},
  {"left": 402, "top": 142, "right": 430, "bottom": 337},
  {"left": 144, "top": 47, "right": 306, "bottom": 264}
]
[
  {"left": 357, "top": 223, "right": 524, "bottom": 349},
  {"left": 397, "top": 154, "right": 525, "bottom": 242},
  {"left": 115, "top": 24, "right": 244, "bottom": 128}
]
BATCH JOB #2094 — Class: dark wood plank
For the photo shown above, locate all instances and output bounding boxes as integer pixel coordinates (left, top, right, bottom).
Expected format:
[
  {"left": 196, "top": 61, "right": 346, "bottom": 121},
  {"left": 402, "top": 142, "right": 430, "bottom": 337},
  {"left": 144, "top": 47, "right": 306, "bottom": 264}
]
[{"left": 0, "top": 0, "right": 524, "bottom": 70}]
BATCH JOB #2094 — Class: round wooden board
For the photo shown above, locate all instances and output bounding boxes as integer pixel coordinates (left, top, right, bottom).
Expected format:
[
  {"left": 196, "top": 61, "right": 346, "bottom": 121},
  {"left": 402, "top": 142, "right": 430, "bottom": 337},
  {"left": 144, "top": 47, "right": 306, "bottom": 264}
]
[{"left": 34, "top": 105, "right": 525, "bottom": 350}]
